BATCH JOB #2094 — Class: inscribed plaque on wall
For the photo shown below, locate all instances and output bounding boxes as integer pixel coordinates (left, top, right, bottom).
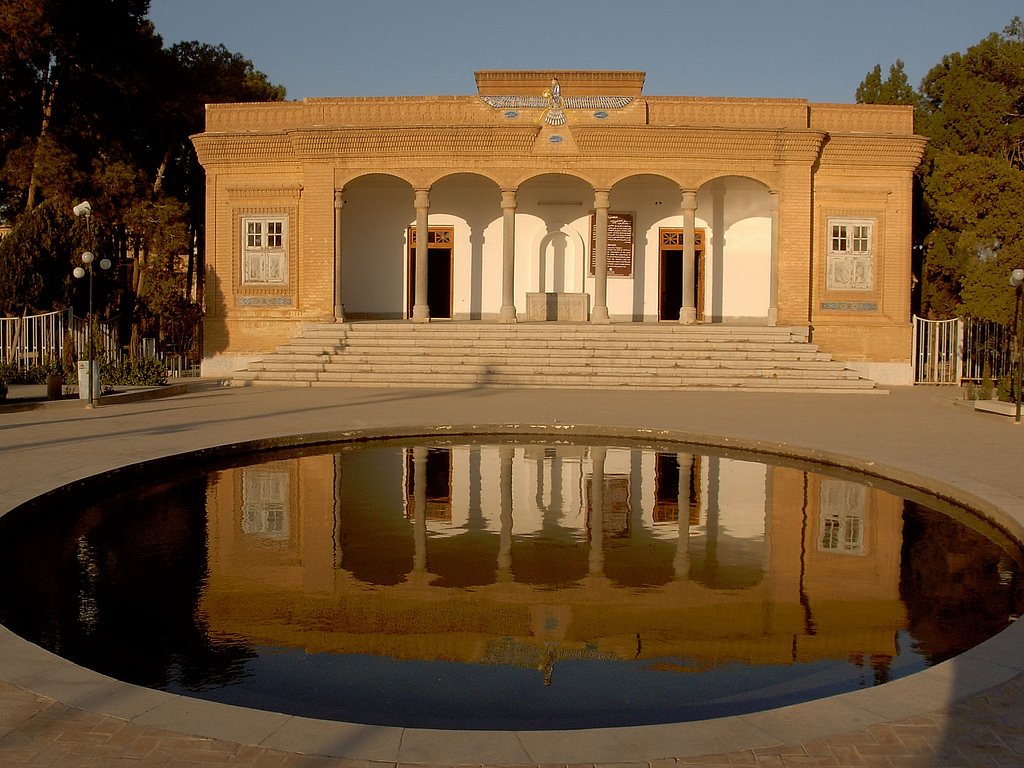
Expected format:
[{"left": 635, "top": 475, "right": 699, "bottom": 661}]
[{"left": 589, "top": 212, "right": 634, "bottom": 277}]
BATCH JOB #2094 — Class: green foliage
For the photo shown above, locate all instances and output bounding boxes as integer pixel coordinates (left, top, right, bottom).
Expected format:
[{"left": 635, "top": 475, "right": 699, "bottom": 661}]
[
  {"left": 997, "top": 372, "right": 1021, "bottom": 403},
  {"left": 915, "top": 18, "right": 1024, "bottom": 319},
  {"left": 0, "top": 0, "right": 282, "bottom": 349},
  {"left": 0, "top": 198, "right": 82, "bottom": 314},
  {"left": 0, "top": 358, "right": 70, "bottom": 384},
  {"left": 856, "top": 60, "right": 919, "bottom": 107},
  {"left": 101, "top": 356, "right": 167, "bottom": 386}
]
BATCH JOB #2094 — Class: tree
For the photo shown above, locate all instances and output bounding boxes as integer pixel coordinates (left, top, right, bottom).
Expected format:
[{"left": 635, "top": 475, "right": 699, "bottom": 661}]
[
  {"left": 0, "top": 197, "right": 82, "bottom": 315},
  {"left": 0, "top": 0, "right": 162, "bottom": 215},
  {"left": 856, "top": 60, "right": 919, "bottom": 107},
  {"left": 916, "top": 18, "right": 1024, "bottom": 322},
  {"left": 0, "top": 0, "right": 284, "bottom": 362}
]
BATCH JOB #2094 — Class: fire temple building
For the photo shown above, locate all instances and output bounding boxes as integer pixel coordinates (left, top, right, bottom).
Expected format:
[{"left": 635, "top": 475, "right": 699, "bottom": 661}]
[{"left": 192, "top": 70, "right": 927, "bottom": 386}]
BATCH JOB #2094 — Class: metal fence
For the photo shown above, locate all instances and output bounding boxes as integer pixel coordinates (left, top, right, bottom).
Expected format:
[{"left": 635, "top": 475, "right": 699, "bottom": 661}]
[
  {"left": 913, "top": 316, "right": 963, "bottom": 384},
  {"left": 913, "top": 315, "right": 1017, "bottom": 385},
  {"left": 1, "top": 309, "right": 200, "bottom": 378},
  {"left": 961, "top": 317, "right": 1016, "bottom": 383},
  {"left": 1, "top": 309, "right": 76, "bottom": 368}
]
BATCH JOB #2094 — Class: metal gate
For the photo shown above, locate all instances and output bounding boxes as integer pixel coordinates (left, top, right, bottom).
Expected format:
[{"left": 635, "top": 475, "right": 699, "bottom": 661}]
[{"left": 912, "top": 315, "right": 963, "bottom": 384}]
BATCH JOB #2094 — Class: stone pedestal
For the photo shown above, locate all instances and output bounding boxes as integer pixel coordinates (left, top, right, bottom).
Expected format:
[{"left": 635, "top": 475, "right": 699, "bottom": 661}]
[{"left": 526, "top": 292, "right": 590, "bottom": 321}]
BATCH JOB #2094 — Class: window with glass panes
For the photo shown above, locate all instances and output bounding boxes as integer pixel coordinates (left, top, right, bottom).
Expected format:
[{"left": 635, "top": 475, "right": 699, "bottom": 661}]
[
  {"left": 827, "top": 218, "right": 874, "bottom": 291},
  {"left": 242, "top": 216, "right": 287, "bottom": 284}
]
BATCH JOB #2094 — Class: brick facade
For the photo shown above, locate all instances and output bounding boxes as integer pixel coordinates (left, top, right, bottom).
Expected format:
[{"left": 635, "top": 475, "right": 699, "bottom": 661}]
[{"left": 192, "top": 71, "right": 926, "bottom": 383}]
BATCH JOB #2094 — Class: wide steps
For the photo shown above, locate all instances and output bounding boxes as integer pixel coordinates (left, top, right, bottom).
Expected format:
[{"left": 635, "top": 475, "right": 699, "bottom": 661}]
[{"left": 236, "top": 322, "right": 879, "bottom": 392}]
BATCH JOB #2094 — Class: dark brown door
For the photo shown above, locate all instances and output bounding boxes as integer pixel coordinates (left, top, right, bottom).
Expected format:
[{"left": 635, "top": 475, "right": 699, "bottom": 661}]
[{"left": 658, "top": 228, "right": 704, "bottom": 321}]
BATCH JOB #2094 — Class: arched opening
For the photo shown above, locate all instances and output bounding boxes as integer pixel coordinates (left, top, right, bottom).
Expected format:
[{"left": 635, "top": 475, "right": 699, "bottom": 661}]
[
  {"left": 340, "top": 174, "right": 414, "bottom": 320},
  {"left": 425, "top": 174, "right": 502, "bottom": 320},
  {"left": 516, "top": 173, "right": 595, "bottom": 321},
  {"left": 696, "top": 176, "right": 773, "bottom": 323}
]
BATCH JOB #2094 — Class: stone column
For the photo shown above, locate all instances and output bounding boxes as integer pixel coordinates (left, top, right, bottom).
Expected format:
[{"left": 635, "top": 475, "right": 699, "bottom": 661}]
[
  {"left": 412, "top": 188, "right": 431, "bottom": 322},
  {"left": 768, "top": 191, "right": 780, "bottom": 326},
  {"left": 499, "top": 188, "right": 518, "bottom": 323},
  {"left": 680, "top": 190, "right": 698, "bottom": 324},
  {"left": 333, "top": 191, "right": 345, "bottom": 322},
  {"left": 591, "top": 189, "right": 611, "bottom": 323}
]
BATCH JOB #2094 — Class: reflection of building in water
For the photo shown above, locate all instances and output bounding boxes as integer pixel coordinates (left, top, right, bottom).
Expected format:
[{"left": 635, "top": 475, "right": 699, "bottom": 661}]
[{"left": 203, "top": 444, "right": 905, "bottom": 678}]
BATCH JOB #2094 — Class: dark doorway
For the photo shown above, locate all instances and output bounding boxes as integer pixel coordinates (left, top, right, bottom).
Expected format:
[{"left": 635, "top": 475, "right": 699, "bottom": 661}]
[
  {"left": 408, "top": 226, "right": 454, "bottom": 319},
  {"left": 658, "top": 228, "right": 705, "bottom": 321}
]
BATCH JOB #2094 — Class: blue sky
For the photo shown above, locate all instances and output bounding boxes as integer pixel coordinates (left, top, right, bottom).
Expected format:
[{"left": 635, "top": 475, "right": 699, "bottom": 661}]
[{"left": 147, "top": 0, "right": 1019, "bottom": 103}]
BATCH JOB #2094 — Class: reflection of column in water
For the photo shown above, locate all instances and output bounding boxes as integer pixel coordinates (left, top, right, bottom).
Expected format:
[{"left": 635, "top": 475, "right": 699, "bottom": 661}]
[
  {"left": 535, "top": 447, "right": 564, "bottom": 532},
  {"left": 412, "top": 446, "right": 427, "bottom": 572},
  {"left": 704, "top": 455, "right": 720, "bottom": 586},
  {"left": 629, "top": 448, "right": 642, "bottom": 534},
  {"left": 762, "top": 464, "right": 774, "bottom": 636},
  {"left": 498, "top": 445, "right": 513, "bottom": 578},
  {"left": 333, "top": 452, "right": 343, "bottom": 570},
  {"left": 762, "top": 464, "right": 774, "bottom": 571},
  {"left": 674, "top": 452, "right": 692, "bottom": 578},
  {"left": 589, "top": 446, "right": 606, "bottom": 574},
  {"left": 467, "top": 445, "right": 484, "bottom": 533}
]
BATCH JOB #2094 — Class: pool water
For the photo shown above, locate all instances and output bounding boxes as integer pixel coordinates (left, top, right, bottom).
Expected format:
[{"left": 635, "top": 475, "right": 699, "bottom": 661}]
[{"left": 0, "top": 438, "right": 1020, "bottom": 730}]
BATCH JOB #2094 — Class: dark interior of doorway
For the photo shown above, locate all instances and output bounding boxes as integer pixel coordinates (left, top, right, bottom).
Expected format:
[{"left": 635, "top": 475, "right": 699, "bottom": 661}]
[{"left": 658, "top": 228, "right": 705, "bottom": 321}]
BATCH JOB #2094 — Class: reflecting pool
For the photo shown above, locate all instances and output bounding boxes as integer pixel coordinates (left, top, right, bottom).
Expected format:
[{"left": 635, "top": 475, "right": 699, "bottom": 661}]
[{"left": 0, "top": 438, "right": 1021, "bottom": 730}]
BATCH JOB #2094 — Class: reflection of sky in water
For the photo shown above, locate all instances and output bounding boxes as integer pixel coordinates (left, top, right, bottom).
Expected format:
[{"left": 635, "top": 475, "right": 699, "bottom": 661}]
[
  {"left": 165, "top": 632, "right": 929, "bottom": 730},
  {"left": 0, "top": 439, "right": 1020, "bottom": 730}
]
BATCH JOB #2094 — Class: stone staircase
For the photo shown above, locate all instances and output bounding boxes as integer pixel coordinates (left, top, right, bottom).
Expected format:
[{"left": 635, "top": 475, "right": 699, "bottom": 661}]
[{"left": 233, "top": 322, "right": 881, "bottom": 393}]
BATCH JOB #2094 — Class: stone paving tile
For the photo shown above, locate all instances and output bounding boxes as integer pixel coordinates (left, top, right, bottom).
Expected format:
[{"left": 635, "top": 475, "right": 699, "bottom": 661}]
[
  {"left": 3, "top": 386, "right": 1024, "bottom": 768},
  {"left": 0, "top": 643, "right": 1022, "bottom": 767}
]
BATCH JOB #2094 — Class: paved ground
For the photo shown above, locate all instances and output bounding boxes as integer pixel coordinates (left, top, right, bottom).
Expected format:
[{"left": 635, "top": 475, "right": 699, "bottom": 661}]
[{"left": 1, "top": 381, "right": 1023, "bottom": 767}]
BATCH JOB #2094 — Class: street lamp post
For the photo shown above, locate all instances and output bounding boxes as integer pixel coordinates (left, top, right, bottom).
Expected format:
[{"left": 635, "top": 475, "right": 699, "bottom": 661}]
[
  {"left": 72, "top": 202, "right": 111, "bottom": 409},
  {"left": 1010, "top": 268, "right": 1024, "bottom": 423}
]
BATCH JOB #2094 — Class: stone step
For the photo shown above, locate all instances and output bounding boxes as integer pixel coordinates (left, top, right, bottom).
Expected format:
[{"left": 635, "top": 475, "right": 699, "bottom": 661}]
[
  {"left": 311, "top": 358, "right": 853, "bottom": 374},
  {"left": 298, "top": 324, "right": 810, "bottom": 343},
  {"left": 241, "top": 369, "right": 877, "bottom": 391},
  {"left": 236, "top": 322, "right": 877, "bottom": 392}
]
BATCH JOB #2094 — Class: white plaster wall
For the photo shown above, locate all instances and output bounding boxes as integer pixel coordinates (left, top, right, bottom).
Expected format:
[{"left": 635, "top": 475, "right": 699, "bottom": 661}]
[
  {"left": 339, "top": 173, "right": 771, "bottom": 323},
  {"left": 341, "top": 175, "right": 414, "bottom": 318},
  {"left": 610, "top": 175, "right": 683, "bottom": 322},
  {"left": 515, "top": 175, "right": 594, "bottom": 317},
  {"left": 430, "top": 175, "right": 503, "bottom": 320},
  {"left": 700, "top": 179, "right": 772, "bottom": 322}
]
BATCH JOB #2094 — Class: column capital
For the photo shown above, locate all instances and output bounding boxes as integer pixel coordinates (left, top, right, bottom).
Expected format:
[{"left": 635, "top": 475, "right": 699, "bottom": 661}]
[
  {"left": 680, "top": 190, "right": 698, "bottom": 210},
  {"left": 414, "top": 188, "right": 430, "bottom": 209},
  {"left": 334, "top": 190, "right": 344, "bottom": 209},
  {"left": 593, "top": 188, "right": 611, "bottom": 208},
  {"left": 501, "top": 188, "right": 518, "bottom": 209}
]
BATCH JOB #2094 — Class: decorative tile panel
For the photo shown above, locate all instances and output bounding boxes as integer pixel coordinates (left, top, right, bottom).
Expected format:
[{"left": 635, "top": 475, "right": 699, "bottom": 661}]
[{"left": 819, "top": 301, "right": 878, "bottom": 311}]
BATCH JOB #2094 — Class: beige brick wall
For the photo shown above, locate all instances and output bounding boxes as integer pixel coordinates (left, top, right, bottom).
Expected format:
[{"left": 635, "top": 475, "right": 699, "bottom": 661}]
[{"left": 193, "top": 73, "right": 926, "bottom": 372}]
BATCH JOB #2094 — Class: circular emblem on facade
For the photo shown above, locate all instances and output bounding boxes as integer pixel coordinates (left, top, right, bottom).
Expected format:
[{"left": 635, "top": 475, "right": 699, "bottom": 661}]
[
  {"left": 594, "top": 111, "right": 609, "bottom": 119},
  {"left": 548, "top": 134, "right": 564, "bottom": 144},
  {"left": 504, "top": 110, "right": 519, "bottom": 119}
]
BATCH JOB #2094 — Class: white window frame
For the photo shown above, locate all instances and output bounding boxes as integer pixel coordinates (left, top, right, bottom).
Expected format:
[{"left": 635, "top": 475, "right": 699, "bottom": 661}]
[
  {"left": 826, "top": 218, "right": 874, "bottom": 291},
  {"left": 817, "top": 479, "right": 866, "bottom": 555},
  {"left": 242, "top": 215, "right": 288, "bottom": 285},
  {"left": 241, "top": 468, "right": 290, "bottom": 541}
]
